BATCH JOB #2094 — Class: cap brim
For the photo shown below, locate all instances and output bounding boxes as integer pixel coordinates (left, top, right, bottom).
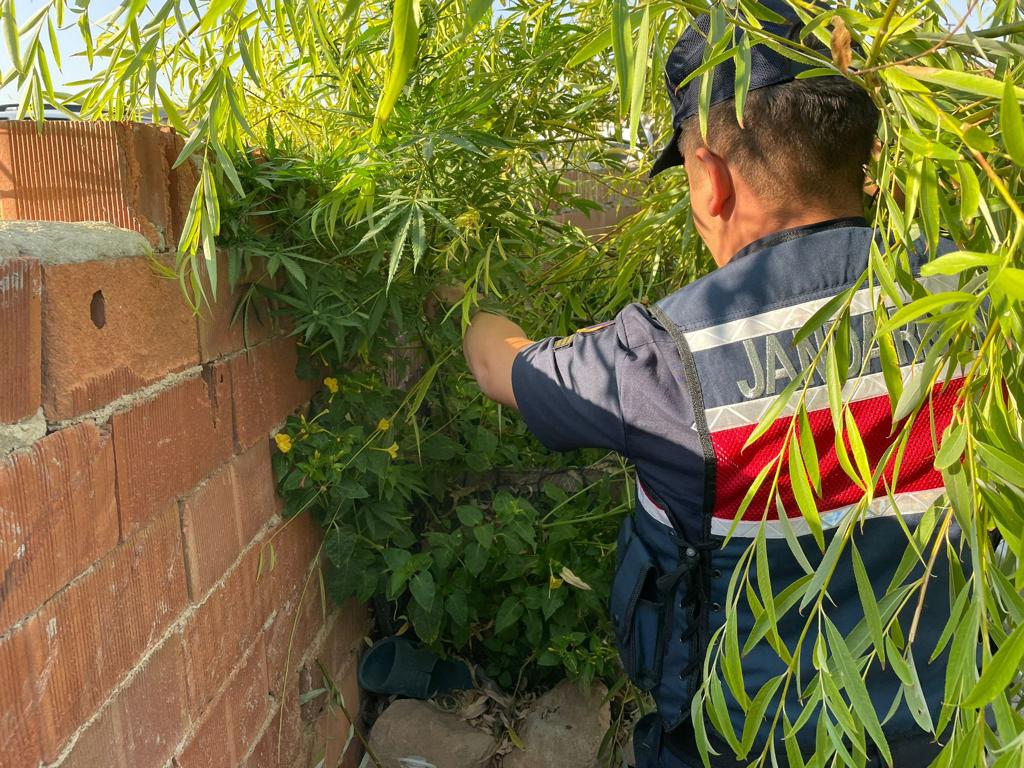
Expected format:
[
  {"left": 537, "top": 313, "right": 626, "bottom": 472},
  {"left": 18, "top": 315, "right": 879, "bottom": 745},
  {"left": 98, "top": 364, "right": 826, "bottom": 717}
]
[{"left": 649, "top": 127, "right": 684, "bottom": 178}]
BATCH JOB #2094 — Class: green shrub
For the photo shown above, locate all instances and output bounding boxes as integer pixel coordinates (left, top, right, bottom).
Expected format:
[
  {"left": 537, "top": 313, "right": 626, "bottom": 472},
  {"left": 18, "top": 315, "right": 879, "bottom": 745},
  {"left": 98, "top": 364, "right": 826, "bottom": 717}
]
[
  {"left": 10, "top": 0, "right": 1024, "bottom": 761},
  {"left": 272, "top": 367, "right": 625, "bottom": 690}
]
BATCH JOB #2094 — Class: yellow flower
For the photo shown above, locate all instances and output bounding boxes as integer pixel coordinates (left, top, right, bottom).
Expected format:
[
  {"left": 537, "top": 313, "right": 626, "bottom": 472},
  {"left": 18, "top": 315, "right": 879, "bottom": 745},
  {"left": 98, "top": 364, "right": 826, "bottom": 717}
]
[
  {"left": 323, "top": 377, "right": 339, "bottom": 394},
  {"left": 385, "top": 442, "right": 399, "bottom": 460},
  {"left": 377, "top": 418, "right": 391, "bottom": 432},
  {"left": 274, "top": 433, "right": 293, "bottom": 453}
]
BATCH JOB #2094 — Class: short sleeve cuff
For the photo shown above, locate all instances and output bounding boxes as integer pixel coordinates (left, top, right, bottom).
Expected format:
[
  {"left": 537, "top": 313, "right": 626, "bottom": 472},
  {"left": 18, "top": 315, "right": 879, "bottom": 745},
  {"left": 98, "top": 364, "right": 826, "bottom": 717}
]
[{"left": 511, "top": 345, "right": 569, "bottom": 451}]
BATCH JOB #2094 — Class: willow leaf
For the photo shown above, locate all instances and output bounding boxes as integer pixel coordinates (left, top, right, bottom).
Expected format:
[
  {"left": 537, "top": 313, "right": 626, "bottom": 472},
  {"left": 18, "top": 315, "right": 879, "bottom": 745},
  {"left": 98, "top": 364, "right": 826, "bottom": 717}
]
[
  {"left": 610, "top": 0, "right": 633, "bottom": 120},
  {"left": 372, "top": 0, "right": 421, "bottom": 140},
  {"left": 892, "top": 348, "right": 939, "bottom": 423},
  {"left": 568, "top": 28, "right": 613, "bottom": 67},
  {"left": 1001, "top": 72, "right": 1024, "bottom": 167},
  {"left": 898, "top": 65, "right": 1024, "bottom": 100},
  {"left": 3, "top": 0, "right": 20, "bottom": 70},
  {"left": 956, "top": 161, "right": 981, "bottom": 222},
  {"left": 739, "top": 676, "right": 784, "bottom": 756},
  {"left": 628, "top": 4, "right": 650, "bottom": 149},
  {"left": 743, "top": 376, "right": 800, "bottom": 449},
  {"left": 843, "top": 409, "right": 871, "bottom": 488},
  {"left": 851, "top": 544, "right": 884, "bottom": 660},
  {"left": 734, "top": 32, "right": 752, "bottom": 127},
  {"left": 824, "top": 618, "right": 892, "bottom": 765},
  {"left": 793, "top": 289, "right": 850, "bottom": 345},
  {"left": 724, "top": 612, "right": 750, "bottom": 710},
  {"left": 921, "top": 250, "right": 1000, "bottom": 276},
  {"left": 962, "top": 623, "right": 1024, "bottom": 708},
  {"left": 934, "top": 421, "right": 966, "bottom": 470},
  {"left": 789, "top": 433, "right": 824, "bottom": 550},
  {"left": 876, "top": 310, "right": 903, "bottom": 410},
  {"left": 975, "top": 442, "right": 1024, "bottom": 487},
  {"left": 799, "top": 518, "right": 849, "bottom": 611},
  {"left": 878, "top": 291, "right": 972, "bottom": 334},
  {"left": 920, "top": 157, "right": 940, "bottom": 256}
]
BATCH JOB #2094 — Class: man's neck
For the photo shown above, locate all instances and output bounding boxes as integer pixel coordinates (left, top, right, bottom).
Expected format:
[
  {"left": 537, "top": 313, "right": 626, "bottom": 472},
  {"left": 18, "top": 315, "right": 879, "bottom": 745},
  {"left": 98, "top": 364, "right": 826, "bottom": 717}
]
[{"left": 720, "top": 206, "right": 865, "bottom": 266}]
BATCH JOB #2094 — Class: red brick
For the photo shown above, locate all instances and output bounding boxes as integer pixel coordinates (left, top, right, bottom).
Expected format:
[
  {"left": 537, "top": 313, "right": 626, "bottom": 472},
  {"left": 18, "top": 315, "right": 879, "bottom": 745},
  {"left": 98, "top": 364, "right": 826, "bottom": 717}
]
[
  {"left": 179, "top": 688, "right": 231, "bottom": 768},
  {"left": 0, "top": 257, "right": 41, "bottom": 423},
  {"left": 197, "top": 251, "right": 278, "bottom": 363},
  {"left": 318, "top": 656, "right": 362, "bottom": 768},
  {"left": 60, "top": 635, "right": 190, "bottom": 768},
  {"left": 264, "top": 589, "right": 325, "bottom": 698},
  {"left": 230, "top": 337, "right": 316, "bottom": 449},
  {"left": 181, "top": 465, "right": 243, "bottom": 600},
  {"left": 243, "top": 691, "right": 311, "bottom": 768},
  {"left": 112, "top": 368, "right": 233, "bottom": 534},
  {"left": 161, "top": 127, "right": 200, "bottom": 249},
  {"left": 322, "top": 603, "right": 369, "bottom": 685},
  {"left": 130, "top": 123, "right": 174, "bottom": 248},
  {"left": 0, "top": 122, "right": 137, "bottom": 232},
  {"left": 0, "top": 121, "right": 188, "bottom": 249},
  {"left": 0, "top": 506, "right": 187, "bottom": 762},
  {"left": 232, "top": 439, "right": 280, "bottom": 546},
  {"left": 40, "top": 254, "right": 200, "bottom": 421},
  {"left": 0, "top": 422, "right": 118, "bottom": 634},
  {"left": 256, "top": 515, "right": 321, "bottom": 629},
  {"left": 177, "top": 638, "right": 270, "bottom": 768},
  {"left": 0, "top": 619, "right": 45, "bottom": 768},
  {"left": 184, "top": 548, "right": 263, "bottom": 715}
]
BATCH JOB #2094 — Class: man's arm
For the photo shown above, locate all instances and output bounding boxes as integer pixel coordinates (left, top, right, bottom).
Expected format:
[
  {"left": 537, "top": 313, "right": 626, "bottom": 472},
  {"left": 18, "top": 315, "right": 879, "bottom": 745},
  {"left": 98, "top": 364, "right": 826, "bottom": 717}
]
[{"left": 462, "top": 312, "right": 533, "bottom": 409}]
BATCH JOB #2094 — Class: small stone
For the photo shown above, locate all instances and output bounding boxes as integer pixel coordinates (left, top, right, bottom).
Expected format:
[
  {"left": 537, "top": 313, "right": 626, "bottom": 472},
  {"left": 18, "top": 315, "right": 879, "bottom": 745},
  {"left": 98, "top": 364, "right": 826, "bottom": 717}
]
[
  {"left": 368, "top": 699, "right": 497, "bottom": 768},
  {"left": 504, "top": 680, "right": 611, "bottom": 768}
]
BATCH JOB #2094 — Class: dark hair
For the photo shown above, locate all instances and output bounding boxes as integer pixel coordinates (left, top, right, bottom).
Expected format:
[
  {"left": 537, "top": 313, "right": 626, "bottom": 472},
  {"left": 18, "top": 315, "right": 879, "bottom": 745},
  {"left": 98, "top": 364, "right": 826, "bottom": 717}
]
[{"left": 680, "top": 76, "right": 880, "bottom": 207}]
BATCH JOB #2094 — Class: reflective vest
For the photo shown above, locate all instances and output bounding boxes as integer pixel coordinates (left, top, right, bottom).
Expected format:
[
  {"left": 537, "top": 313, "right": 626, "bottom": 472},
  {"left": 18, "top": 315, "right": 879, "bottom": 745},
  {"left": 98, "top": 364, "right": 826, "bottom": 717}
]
[{"left": 609, "top": 222, "right": 961, "bottom": 756}]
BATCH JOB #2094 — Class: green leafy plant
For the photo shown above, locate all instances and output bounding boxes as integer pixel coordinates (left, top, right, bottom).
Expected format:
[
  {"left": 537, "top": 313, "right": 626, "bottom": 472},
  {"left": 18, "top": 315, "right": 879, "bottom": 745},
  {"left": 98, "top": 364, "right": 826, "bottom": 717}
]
[
  {"left": 273, "top": 368, "right": 626, "bottom": 690},
  {"left": 6, "top": 0, "right": 1023, "bottom": 763}
]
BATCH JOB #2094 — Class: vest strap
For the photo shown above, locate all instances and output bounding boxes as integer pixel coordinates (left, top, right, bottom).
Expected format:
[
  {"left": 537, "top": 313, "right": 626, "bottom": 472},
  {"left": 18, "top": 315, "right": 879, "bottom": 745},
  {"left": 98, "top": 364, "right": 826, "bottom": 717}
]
[{"left": 648, "top": 304, "right": 717, "bottom": 538}]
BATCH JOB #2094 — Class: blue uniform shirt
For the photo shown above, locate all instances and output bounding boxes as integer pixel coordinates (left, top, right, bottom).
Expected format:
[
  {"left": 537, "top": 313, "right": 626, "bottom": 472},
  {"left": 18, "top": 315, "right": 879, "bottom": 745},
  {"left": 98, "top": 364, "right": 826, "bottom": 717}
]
[{"left": 512, "top": 302, "right": 706, "bottom": 544}]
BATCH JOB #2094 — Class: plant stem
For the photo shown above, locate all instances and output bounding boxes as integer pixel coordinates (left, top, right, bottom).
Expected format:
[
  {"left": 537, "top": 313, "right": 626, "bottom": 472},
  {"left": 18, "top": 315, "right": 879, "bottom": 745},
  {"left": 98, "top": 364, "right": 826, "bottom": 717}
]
[{"left": 866, "top": 0, "right": 902, "bottom": 68}]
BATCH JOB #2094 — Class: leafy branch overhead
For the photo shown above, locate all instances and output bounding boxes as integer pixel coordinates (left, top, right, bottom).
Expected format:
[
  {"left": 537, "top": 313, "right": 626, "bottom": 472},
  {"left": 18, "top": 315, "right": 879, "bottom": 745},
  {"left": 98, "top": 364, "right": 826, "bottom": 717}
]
[{"left": 4, "top": 0, "right": 1023, "bottom": 765}]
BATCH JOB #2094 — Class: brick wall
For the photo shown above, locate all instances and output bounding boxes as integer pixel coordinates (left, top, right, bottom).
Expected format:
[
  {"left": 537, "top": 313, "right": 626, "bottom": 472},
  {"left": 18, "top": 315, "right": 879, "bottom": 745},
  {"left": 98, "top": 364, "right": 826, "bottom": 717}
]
[
  {"left": 0, "top": 121, "right": 198, "bottom": 251},
  {"left": 0, "top": 221, "right": 368, "bottom": 768}
]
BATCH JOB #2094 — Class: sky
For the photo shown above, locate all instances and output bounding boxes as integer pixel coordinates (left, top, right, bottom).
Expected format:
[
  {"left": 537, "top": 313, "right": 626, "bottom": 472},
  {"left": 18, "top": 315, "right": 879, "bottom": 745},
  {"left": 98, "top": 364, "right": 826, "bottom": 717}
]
[{"left": 0, "top": 0, "right": 990, "bottom": 104}]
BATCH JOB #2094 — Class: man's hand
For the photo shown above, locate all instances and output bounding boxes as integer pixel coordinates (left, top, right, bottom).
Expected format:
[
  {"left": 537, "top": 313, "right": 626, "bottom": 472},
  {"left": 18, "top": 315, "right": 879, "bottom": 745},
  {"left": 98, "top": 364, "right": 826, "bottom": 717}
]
[
  {"left": 463, "top": 313, "right": 533, "bottom": 409},
  {"left": 426, "top": 282, "right": 533, "bottom": 407},
  {"left": 424, "top": 283, "right": 467, "bottom": 322}
]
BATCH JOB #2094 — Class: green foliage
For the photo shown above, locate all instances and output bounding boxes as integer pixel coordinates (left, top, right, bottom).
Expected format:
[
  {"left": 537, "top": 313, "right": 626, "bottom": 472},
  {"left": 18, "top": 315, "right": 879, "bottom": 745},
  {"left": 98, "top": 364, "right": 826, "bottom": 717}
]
[
  {"left": 6, "top": 0, "right": 1024, "bottom": 763},
  {"left": 198, "top": 5, "right": 693, "bottom": 695},
  {"left": 273, "top": 369, "right": 625, "bottom": 689}
]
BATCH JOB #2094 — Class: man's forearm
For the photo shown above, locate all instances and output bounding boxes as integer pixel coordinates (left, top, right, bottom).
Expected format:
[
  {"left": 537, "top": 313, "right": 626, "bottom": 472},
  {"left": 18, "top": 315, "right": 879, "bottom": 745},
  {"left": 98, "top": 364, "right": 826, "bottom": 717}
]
[{"left": 463, "top": 312, "right": 533, "bottom": 408}]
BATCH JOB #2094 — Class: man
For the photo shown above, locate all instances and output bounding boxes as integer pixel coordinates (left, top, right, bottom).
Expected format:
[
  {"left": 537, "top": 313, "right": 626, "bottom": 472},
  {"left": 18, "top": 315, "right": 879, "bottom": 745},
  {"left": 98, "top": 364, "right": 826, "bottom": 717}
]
[{"left": 459, "top": 2, "right": 959, "bottom": 766}]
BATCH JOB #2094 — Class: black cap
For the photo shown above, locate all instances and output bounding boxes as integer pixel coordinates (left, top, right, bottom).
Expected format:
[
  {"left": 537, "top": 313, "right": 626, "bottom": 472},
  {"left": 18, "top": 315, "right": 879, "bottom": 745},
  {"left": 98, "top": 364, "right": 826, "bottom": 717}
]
[{"left": 650, "top": 0, "right": 824, "bottom": 177}]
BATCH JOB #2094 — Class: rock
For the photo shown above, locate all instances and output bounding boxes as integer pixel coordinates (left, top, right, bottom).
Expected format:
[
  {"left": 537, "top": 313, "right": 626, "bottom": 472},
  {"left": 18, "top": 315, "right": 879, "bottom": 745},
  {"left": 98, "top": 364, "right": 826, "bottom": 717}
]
[
  {"left": 368, "top": 699, "right": 498, "bottom": 768},
  {"left": 504, "top": 680, "right": 611, "bottom": 768}
]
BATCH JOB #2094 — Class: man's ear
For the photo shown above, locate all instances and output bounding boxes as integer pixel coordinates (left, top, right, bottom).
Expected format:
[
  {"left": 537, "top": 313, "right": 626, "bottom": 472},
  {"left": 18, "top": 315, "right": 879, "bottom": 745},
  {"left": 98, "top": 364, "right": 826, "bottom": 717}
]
[{"left": 693, "top": 146, "right": 734, "bottom": 218}]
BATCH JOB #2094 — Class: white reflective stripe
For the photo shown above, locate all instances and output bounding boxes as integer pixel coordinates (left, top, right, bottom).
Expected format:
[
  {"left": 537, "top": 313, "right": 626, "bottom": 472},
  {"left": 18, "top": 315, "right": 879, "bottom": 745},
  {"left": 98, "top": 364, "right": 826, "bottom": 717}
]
[
  {"left": 705, "top": 365, "right": 965, "bottom": 433},
  {"left": 683, "top": 275, "right": 960, "bottom": 353},
  {"left": 638, "top": 482, "right": 673, "bottom": 528},
  {"left": 710, "top": 488, "right": 945, "bottom": 538}
]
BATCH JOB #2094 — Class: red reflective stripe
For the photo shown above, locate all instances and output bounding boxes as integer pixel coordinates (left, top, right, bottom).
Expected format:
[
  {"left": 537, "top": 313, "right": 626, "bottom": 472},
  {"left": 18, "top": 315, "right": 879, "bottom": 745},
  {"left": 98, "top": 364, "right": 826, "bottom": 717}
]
[{"left": 710, "top": 378, "right": 964, "bottom": 521}]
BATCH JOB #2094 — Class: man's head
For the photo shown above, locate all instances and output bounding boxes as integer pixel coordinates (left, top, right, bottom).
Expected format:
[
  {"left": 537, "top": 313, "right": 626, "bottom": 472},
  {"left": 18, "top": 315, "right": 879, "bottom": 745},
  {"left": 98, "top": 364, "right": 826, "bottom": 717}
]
[{"left": 652, "top": 3, "right": 880, "bottom": 266}]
